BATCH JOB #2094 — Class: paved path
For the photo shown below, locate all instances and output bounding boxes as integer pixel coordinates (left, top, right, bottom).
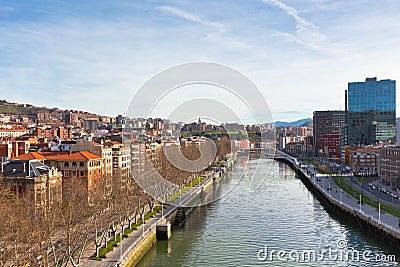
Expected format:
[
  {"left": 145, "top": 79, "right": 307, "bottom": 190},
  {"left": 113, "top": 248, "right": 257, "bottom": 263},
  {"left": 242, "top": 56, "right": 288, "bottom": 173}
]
[
  {"left": 302, "top": 165, "right": 400, "bottom": 234},
  {"left": 79, "top": 167, "right": 226, "bottom": 266}
]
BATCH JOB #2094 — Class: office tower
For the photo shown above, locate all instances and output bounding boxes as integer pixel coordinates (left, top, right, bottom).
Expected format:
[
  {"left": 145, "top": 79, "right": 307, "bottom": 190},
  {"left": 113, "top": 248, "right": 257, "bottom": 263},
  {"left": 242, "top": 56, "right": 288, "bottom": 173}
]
[
  {"left": 346, "top": 77, "right": 396, "bottom": 145},
  {"left": 313, "top": 111, "right": 345, "bottom": 158}
]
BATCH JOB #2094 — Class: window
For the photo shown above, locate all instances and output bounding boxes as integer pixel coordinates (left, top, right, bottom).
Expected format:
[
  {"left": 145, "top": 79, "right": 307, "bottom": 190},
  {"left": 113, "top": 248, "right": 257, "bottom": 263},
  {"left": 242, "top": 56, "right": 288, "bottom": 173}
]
[
  {"left": 64, "top": 171, "right": 69, "bottom": 177},
  {"left": 64, "top": 162, "right": 69, "bottom": 167},
  {"left": 80, "top": 162, "right": 84, "bottom": 167},
  {"left": 72, "top": 162, "right": 77, "bottom": 168},
  {"left": 80, "top": 171, "right": 84, "bottom": 177}
]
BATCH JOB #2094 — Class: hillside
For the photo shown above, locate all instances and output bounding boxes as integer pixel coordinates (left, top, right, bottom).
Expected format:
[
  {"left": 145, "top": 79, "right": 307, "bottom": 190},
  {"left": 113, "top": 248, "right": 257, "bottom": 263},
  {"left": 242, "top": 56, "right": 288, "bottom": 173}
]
[
  {"left": 0, "top": 99, "right": 58, "bottom": 116},
  {"left": 274, "top": 118, "right": 312, "bottom": 127}
]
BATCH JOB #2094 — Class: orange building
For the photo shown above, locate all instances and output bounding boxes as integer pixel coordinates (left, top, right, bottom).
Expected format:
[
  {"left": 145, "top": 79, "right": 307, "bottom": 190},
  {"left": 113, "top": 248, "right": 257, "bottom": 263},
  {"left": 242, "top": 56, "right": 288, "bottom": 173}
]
[{"left": 12, "top": 151, "right": 103, "bottom": 204}]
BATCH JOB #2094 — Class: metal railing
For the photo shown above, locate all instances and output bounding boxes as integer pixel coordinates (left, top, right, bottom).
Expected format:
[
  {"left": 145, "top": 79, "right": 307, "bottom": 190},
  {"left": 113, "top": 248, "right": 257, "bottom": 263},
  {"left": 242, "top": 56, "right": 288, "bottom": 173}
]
[{"left": 298, "top": 166, "right": 400, "bottom": 235}]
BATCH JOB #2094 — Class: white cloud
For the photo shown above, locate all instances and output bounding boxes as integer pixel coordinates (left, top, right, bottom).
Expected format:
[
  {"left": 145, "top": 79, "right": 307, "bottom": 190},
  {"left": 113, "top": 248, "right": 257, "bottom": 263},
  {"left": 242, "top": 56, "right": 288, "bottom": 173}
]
[
  {"left": 261, "top": 0, "right": 339, "bottom": 53},
  {"left": 156, "top": 6, "right": 228, "bottom": 34}
]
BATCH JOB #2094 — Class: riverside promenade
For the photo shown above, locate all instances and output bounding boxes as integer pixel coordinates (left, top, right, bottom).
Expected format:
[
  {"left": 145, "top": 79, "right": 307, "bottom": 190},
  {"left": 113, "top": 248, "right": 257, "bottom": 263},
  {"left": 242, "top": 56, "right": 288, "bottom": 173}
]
[
  {"left": 275, "top": 151, "right": 400, "bottom": 247},
  {"left": 80, "top": 157, "right": 235, "bottom": 267},
  {"left": 305, "top": 166, "right": 400, "bottom": 234}
]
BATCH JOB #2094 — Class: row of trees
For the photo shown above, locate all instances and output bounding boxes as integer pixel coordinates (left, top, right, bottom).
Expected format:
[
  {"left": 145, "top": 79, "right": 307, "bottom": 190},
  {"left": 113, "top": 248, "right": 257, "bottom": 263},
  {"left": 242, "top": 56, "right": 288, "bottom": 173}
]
[{"left": 0, "top": 136, "right": 235, "bottom": 266}]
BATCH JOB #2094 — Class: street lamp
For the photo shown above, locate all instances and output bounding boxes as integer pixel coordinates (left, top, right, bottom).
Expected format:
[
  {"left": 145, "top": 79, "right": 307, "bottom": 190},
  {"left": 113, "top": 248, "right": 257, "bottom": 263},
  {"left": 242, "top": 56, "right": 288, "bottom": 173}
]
[
  {"left": 392, "top": 195, "right": 395, "bottom": 216},
  {"left": 142, "top": 213, "right": 145, "bottom": 237},
  {"left": 359, "top": 195, "right": 362, "bottom": 212},
  {"left": 378, "top": 203, "right": 381, "bottom": 223},
  {"left": 161, "top": 199, "right": 164, "bottom": 218},
  {"left": 361, "top": 175, "right": 364, "bottom": 205},
  {"left": 340, "top": 189, "right": 343, "bottom": 204},
  {"left": 120, "top": 230, "right": 123, "bottom": 263}
]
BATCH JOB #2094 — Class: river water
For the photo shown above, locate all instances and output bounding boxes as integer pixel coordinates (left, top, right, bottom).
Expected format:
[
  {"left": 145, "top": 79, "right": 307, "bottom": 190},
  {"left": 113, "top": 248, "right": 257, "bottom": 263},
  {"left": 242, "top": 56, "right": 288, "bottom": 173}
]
[{"left": 136, "top": 157, "right": 400, "bottom": 267}]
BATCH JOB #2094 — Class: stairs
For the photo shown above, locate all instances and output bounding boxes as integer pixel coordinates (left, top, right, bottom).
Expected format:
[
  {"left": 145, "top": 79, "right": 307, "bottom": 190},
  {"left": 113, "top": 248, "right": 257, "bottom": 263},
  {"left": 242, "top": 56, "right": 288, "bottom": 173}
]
[{"left": 173, "top": 207, "right": 186, "bottom": 226}]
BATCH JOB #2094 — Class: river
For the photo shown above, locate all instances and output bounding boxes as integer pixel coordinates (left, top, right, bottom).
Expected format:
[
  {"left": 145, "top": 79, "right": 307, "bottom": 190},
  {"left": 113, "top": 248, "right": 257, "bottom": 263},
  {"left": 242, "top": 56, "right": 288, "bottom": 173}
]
[{"left": 136, "top": 157, "right": 400, "bottom": 267}]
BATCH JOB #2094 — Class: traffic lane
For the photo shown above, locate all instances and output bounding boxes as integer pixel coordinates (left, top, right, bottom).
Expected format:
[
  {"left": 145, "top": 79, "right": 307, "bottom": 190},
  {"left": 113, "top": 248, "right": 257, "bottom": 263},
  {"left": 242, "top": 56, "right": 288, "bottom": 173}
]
[{"left": 345, "top": 175, "right": 400, "bottom": 205}]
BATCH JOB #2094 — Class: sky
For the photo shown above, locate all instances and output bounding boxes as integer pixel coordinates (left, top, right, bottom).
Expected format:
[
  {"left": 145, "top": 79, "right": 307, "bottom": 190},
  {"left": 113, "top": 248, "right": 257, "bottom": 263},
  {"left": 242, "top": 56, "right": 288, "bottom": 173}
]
[{"left": 0, "top": 0, "right": 400, "bottom": 123}]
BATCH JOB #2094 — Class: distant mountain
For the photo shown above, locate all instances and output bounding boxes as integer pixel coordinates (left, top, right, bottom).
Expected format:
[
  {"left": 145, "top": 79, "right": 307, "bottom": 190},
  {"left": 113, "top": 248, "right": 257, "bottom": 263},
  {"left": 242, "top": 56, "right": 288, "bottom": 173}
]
[{"left": 274, "top": 118, "right": 312, "bottom": 127}]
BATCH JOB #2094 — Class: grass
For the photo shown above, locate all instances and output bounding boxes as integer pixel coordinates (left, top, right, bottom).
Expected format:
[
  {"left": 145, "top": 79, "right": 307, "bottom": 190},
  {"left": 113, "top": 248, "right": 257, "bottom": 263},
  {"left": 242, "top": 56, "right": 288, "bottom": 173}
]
[
  {"left": 332, "top": 176, "right": 400, "bottom": 219},
  {"left": 354, "top": 176, "right": 375, "bottom": 184},
  {"left": 167, "top": 176, "right": 206, "bottom": 202},
  {"left": 90, "top": 206, "right": 162, "bottom": 261}
]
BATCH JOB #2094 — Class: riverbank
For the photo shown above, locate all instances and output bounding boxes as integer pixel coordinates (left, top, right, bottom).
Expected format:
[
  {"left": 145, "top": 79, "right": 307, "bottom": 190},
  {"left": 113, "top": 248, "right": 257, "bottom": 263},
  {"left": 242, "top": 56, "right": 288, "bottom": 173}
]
[
  {"left": 81, "top": 154, "right": 237, "bottom": 266},
  {"left": 276, "top": 156, "right": 400, "bottom": 248}
]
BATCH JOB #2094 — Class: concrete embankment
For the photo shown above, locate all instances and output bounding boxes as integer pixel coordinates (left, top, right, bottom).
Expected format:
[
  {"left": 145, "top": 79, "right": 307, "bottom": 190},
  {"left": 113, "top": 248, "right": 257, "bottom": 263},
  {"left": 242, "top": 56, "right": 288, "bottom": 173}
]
[
  {"left": 121, "top": 227, "right": 157, "bottom": 267},
  {"left": 119, "top": 156, "right": 236, "bottom": 266},
  {"left": 276, "top": 157, "right": 400, "bottom": 248}
]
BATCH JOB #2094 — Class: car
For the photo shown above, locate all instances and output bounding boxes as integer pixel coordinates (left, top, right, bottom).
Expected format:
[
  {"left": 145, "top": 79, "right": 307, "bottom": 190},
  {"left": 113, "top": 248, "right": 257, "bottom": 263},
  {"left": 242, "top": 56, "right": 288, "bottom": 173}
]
[{"left": 371, "top": 186, "right": 377, "bottom": 190}]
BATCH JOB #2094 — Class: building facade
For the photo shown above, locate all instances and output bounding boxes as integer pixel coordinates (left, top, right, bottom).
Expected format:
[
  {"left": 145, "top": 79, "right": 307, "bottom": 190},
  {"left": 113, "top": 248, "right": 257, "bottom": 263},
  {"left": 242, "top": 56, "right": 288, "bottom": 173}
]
[
  {"left": 313, "top": 111, "right": 345, "bottom": 158},
  {"left": 11, "top": 151, "right": 103, "bottom": 204},
  {"left": 348, "top": 147, "right": 381, "bottom": 176},
  {"left": 346, "top": 77, "right": 396, "bottom": 146},
  {"left": 2, "top": 159, "right": 62, "bottom": 208},
  {"left": 380, "top": 146, "right": 400, "bottom": 188}
]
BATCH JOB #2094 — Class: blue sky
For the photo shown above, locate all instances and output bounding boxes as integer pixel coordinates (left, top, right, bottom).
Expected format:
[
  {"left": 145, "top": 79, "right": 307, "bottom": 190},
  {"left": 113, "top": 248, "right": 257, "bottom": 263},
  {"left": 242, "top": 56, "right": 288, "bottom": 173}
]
[{"left": 1, "top": 0, "right": 400, "bottom": 122}]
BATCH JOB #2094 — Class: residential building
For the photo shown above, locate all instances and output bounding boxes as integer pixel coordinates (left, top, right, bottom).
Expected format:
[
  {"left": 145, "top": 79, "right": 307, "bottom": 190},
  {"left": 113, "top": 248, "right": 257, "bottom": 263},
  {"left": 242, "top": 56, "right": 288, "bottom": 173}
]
[
  {"left": 71, "top": 139, "right": 113, "bottom": 176},
  {"left": 285, "top": 142, "right": 304, "bottom": 155},
  {"left": 34, "top": 127, "right": 54, "bottom": 138},
  {"left": 36, "top": 112, "right": 51, "bottom": 123},
  {"left": 54, "top": 127, "right": 73, "bottom": 140},
  {"left": 42, "top": 151, "right": 103, "bottom": 203},
  {"left": 12, "top": 151, "right": 103, "bottom": 204},
  {"left": 0, "top": 126, "right": 29, "bottom": 138},
  {"left": 0, "top": 144, "right": 10, "bottom": 172},
  {"left": 347, "top": 147, "right": 381, "bottom": 176},
  {"left": 279, "top": 136, "right": 304, "bottom": 151},
  {"left": 130, "top": 142, "right": 146, "bottom": 181},
  {"left": 83, "top": 119, "right": 98, "bottom": 132},
  {"left": 313, "top": 111, "right": 345, "bottom": 158},
  {"left": 379, "top": 146, "right": 400, "bottom": 188},
  {"left": 346, "top": 77, "right": 396, "bottom": 146},
  {"left": 2, "top": 159, "right": 62, "bottom": 208},
  {"left": 104, "top": 141, "right": 131, "bottom": 192}
]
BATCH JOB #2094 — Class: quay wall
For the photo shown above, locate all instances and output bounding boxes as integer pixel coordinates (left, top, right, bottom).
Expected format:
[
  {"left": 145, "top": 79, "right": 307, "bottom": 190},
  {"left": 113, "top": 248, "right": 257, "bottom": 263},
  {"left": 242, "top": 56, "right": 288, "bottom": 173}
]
[{"left": 275, "top": 157, "right": 400, "bottom": 248}]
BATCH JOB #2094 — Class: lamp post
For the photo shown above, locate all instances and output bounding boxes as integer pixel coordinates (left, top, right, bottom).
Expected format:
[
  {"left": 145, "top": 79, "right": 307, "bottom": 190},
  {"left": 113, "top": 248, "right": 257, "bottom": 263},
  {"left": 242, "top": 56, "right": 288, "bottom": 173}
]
[
  {"left": 329, "top": 180, "right": 331, "bottom": 197},
  {"left": 142, "top": 213, "right": 145, "bottom": 237},
  {"left": 359, "top": 194, "right": 362, "bottom": 212},
  {"left": 378, "top": 203, "right": 381, "bottom": 223},
  {"left": 361, "top": 175, "right": 364, "bottom": 205},
  {"left": 340, "top": 189, "right": 343, "bottom": 204},
  {"left": 120, "top": 231, "right": 123, "bottom": 264},
  {"left": 161, "top": 199, "right": 164, "bottom": 219},
  {"left": 392, "top": 195, "right": 395, "bottom": 216}
]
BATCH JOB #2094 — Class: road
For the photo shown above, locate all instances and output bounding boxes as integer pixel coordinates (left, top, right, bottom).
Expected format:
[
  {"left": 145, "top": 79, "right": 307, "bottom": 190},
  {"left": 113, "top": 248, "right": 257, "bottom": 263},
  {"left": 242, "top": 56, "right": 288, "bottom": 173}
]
[{"left": 302, "top": 165, "right": 400, "bottom": 234}]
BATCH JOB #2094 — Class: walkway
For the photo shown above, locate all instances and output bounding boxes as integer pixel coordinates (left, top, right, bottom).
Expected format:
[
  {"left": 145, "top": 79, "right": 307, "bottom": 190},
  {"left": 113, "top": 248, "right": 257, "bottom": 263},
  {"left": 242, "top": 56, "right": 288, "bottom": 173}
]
[
  {"left": 79, "top": 163, "right": 230, "bottom": 266},
  {"left": 303, "top": 165, "right": 400, "bottom": 234}
]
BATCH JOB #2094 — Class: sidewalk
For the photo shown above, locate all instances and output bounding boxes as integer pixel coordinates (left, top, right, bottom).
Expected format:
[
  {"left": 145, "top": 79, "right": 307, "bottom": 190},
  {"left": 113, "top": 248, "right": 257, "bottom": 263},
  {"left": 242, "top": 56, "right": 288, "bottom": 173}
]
[
  {"left": 304, "top": 166, "right": 400, "bottom": 234},
  {"left": 79, "top": 168, "right": 224, "bottom": 266}
]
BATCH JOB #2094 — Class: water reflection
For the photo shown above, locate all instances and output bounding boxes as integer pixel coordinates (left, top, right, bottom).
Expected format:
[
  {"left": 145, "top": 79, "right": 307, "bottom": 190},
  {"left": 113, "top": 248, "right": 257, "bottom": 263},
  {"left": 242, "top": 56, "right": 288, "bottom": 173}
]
[{"left": 136, "top": 158, "right": 399, "bottom": 267}]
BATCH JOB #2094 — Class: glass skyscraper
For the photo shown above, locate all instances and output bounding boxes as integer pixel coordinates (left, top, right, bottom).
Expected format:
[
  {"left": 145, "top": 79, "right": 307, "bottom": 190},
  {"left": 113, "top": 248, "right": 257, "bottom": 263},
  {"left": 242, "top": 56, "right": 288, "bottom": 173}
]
[{"left": 346, "top": 77, "right": 396, "bottom": 146}]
